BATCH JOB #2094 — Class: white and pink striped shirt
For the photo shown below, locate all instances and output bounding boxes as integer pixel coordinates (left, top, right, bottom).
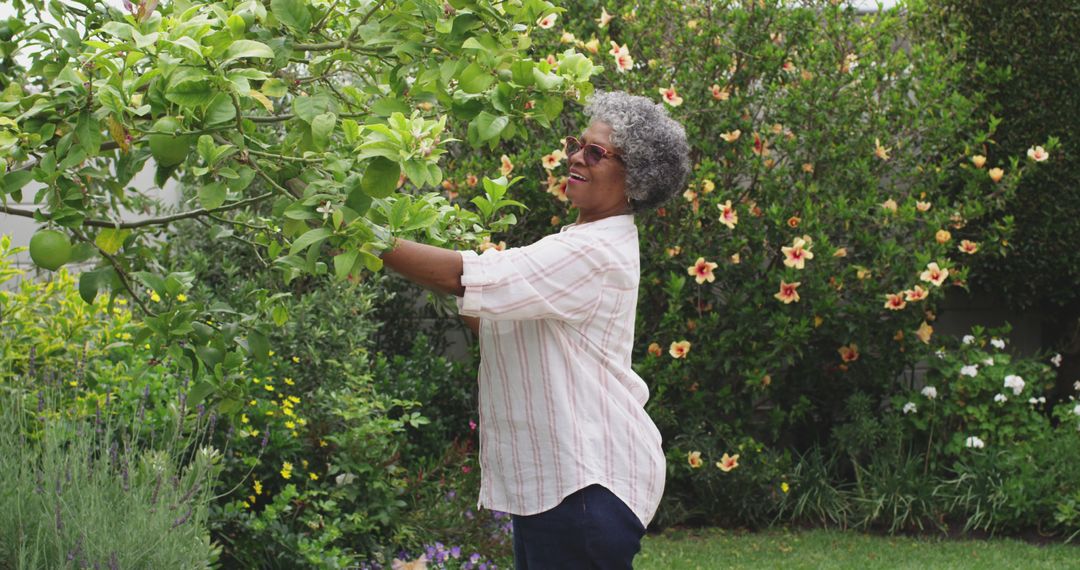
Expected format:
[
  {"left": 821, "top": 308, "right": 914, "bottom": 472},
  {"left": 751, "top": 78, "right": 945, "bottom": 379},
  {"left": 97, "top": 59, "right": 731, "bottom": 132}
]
[{"left": 456, "top": 214, "right": 666, "bottom": 528}]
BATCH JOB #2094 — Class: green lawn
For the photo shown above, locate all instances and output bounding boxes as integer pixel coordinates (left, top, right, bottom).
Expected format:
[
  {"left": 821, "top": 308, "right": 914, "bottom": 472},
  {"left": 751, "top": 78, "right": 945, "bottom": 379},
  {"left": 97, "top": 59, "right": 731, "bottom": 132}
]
[{"left": 635, "top": 528, "right": 1080, "bottom": 570}]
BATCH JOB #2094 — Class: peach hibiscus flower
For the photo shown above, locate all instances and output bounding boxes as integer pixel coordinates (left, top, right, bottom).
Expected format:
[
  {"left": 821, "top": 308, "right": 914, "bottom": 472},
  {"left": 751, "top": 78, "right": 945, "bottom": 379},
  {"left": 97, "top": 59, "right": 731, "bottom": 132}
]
[
  {"left": 988, "top": 167, "right": 1004, "bottom": 183},
  {"left": 904, "top": 285, "right": 929, "bottom": 302},
  {"left": 935, "top": 229, "right": 951, "bottom": 244},
  {"left": 659, "top": 86, "right": 683, "bottom": 107},
  {"left": 781, "top": 237, "right": 814, "bottom": 269},
  {"left": 596, "top": 7, "right": 614, "bottom": 27},
  {"left": 536, "top": 13, "right": 557, "bottom": 28},
  {"left": 874, "top": 138, "right": 891, "bottom": 160},
  {"left": 687, "top": 451, "right": 703, "bottom": 469},
  {"left": 971, "top": 155, "right": 986, "bottom": 168},
  {"left": 915, "top": 321, "right": 934, "bottom": 344},
  {"left": 669, "top": 340, "right": 691, "bottom": 359},
  {"left": 718, "top": 200, "right": 738, "bottom": 229},
  {"left": 688, "top": 257, "right": 719, "bottom": 284},
  {"left": 884, "top": 293, "right": 907, "bottom": 311},
  {"left": 648, "top": 342, "right": 662, "bottom": 357},
  {"left": 711, "top": 84, "right": 730, "bottom": 101},
  {"left": 1027, "top": 145, "right": 1048, "bottom": 162},
  {"left": 541, "top": 149, "right": 566, "bottom": 170},
  {"left": 774, "top": 280, "right": 801, "bottom": 304},
  {"left": 920, "top": 262, "right": 949, "bottom": 287},
  {"left": 958, "top": 240, "right": 979, "bottom": 254},
  {"left": 838, "top": 343, "right": 859, "bottom": 362},
  {"left": 716, "top": 453, "right": 739, "bottom": 472},
  {"left": 720, "top": 129, "right": 741, "bottom": 143},
  {"left": 500, "top": 154, "right": 514, "bottom": 176}
]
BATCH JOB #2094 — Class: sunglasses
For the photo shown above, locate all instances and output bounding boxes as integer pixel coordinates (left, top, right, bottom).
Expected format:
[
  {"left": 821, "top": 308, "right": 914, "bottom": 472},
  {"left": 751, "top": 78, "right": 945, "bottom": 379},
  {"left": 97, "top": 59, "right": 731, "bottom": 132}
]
[{"left": 563, "top": 136, "right": 624, "bottom": 166}]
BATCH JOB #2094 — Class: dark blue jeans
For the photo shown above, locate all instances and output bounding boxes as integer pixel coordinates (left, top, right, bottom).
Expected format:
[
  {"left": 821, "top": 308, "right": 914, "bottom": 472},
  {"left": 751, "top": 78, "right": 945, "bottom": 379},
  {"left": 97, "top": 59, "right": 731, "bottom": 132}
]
[{"left": 511, "top": 484, "right": 646, "bottom": 570}]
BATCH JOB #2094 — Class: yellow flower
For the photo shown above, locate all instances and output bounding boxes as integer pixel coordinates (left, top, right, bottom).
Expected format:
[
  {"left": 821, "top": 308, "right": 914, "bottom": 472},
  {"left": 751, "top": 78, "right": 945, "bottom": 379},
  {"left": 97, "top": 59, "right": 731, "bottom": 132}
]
[
  {"left": 248, "top": 495, "right": 256, "bottom": 504},
  {"left": 284, "top": 377, "right": 295, "bottom": 386},
  {"left": 280, "top": 462, "right": 293, "bottom": 479},
  {"left": 249, "top": 399, "right": 257, "bottom": 406},
  {"left": 254, "top": 480, "right": 263, "bottom": 495},
  {"left": 781, "top": 482, "right": 790, "bottom": 494},
  {"left": 669, "top": 341, "right": 691, "bottom": 359},
  {"left": 291, "top": 356, "right": 300, "bottom": 363},
  {"left": 150, "top": 291, "right": 161, "bottom": 303},
  {"left": 241, "top": 414, "right": 249, "bottom": 424},
  {"left": 288, "top": 396, "right": 301, "bottom": 404},
  {"left": 285, "top": 421, "right": 296, "bottom": 429},
  {"left": 688, "top": 451, "right": 703, "bottom": 469},
  {"left": 176, "top": 293, "right": 188, "bottom": 303},
  {"left": 874, "top": 138, "right": 891, "bottom": 160},
  {"left": 69, "top": 381, "right": 78, "bottom": 387},
  {"left": 716, "top": 453, "right": 740, "bottom": 472},
  {"left": 701, "top": 179, "right": 715, "bottom": 194},
  {"left": 264, "top": 384, "right": 274, "bottom": 392},
  {"left": 309, "top": 472, "right": 319, "bottom": 481},
  {"left": 915, "top": 321, "right": 934, "bottom": 344},
  {"left": 301, "top": 459, "right": 309, "bottom": 468},
  {"left": 320, "top": 440, "right": 328, "bottom": 447},
  {"left": 268, "top": 350, "right": 275, "bottom": 356}
]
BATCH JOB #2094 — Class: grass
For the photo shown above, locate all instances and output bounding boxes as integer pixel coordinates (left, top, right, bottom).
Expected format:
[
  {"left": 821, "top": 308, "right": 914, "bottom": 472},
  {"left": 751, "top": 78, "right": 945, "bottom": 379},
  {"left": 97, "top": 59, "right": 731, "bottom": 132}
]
[{"left": 635, "top": 527, "right": 1080, "bottom": 570}]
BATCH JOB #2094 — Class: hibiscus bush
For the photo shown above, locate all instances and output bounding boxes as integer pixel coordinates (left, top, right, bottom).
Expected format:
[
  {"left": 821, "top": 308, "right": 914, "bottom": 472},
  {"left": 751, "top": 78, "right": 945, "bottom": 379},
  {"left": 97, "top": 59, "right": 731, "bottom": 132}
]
[{"left": 428, "top": 0, "right": 1060, "bottom": 529}]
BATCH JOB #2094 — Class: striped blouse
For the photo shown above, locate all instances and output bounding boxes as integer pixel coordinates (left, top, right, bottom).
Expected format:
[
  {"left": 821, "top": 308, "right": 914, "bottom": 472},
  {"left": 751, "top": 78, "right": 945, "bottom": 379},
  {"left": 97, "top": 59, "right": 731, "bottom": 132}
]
[{"left": 455, "top": 213, "right": 666, "bottom": 528}]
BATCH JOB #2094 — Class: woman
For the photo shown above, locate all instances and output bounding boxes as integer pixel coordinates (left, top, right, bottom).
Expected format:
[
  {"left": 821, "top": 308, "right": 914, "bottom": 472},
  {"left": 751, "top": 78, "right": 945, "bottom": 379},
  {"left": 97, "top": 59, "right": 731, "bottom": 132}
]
[{"left": 380, "top": 90, "right": 691, "bottom": 569}]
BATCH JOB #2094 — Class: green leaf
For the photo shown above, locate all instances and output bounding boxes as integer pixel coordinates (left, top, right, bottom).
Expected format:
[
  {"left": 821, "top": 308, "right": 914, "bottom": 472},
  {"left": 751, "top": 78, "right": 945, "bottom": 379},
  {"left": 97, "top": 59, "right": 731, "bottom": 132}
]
[
  {"left": 165, "top": 77, "right": 213, "bottom": 107},
  {"left": 222, "top": 39, "right": 275, "bottom": 65},
  {"left": 271, "top": 304, "right": 289, "bottom": 326},
  {"left": 290, "top": 227, "right": 332, "bottom": 254},
  {"left": 458, "top": 62, "right": 494, "bottom": 94},
  {"left": 361, "top": 157, "right": 400, "bottom": 198},
  {"left": 333, "top": 250, "right": 358, "bottom": 280},
  {"left": 247, "top": 330, "right": 270, "bottom": 364},
  {"left": 271, "top": 0, "right": 312, "bottom": 34},
  {"left": 2, "top": 170, "right": 33, "bottom": 194},
  {"left": 474, "top": 111, "right": 509, "bottom": 142},
  {"left": 199, "top": 182, "right": 227, "bottom": 210},
  {"left": 292, "top": 93, "right": 336, "bottom": 124},
  {"left": 78, "top": 269, "right": 106, "bottom": 304},
  {"left": 311, "top": 112, "right": 336, "bottom": 150},
  {"left": 204, "top": 93, "right": 237, "bottom": 125},
  {"left": 94, "top": 228, "right": 131, "bottom": 255}
]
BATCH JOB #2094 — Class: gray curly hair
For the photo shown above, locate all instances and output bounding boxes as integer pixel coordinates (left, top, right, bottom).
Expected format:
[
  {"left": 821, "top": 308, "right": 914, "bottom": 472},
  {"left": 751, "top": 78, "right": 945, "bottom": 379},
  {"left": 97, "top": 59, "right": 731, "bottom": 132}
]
[{"left": 582, "top": 90, "right": 692, "bottom": 212}]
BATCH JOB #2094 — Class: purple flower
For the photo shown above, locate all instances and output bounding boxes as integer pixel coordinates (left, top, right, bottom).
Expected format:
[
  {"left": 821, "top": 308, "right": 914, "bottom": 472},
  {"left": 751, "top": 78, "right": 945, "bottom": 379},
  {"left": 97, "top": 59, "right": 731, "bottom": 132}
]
[
  {"left": 451, "top": 545, "right": 461, "bottom": 559},
  {"left": 470, "top": 553, "right": 482, "bottom": 563}
]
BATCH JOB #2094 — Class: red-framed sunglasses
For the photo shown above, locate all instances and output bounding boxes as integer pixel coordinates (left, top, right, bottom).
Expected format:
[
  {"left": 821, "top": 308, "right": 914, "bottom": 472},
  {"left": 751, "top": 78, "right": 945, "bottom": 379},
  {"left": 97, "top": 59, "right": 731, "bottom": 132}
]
[{"left": 563, "top": 136, "right": 624, "bottom": 166}]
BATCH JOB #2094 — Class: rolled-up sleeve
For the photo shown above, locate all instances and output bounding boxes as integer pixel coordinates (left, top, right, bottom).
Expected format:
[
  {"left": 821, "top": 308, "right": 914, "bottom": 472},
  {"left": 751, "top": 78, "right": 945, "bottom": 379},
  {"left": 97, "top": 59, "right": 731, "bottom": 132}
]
[{"left": 455, "top": 235, "right": 607, "bottom": 322}]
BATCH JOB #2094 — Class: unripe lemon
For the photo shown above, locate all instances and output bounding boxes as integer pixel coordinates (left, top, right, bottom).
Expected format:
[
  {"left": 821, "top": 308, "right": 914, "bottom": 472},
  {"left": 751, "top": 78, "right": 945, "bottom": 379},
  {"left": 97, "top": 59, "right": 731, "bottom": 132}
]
[
  {"left": 148, "top": 116, "right": 193, "bottom": 167},
  {"left": 29, "top": 229, "right": 72, "bottom": 271}
]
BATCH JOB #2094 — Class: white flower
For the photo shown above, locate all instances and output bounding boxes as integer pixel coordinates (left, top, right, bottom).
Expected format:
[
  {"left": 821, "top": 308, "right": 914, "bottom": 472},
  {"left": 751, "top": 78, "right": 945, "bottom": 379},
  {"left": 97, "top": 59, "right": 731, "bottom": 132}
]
[
  {"left": 994, "top": 393, "right": 1008, "bottom": 403},
  {"left": 1051, "top": 353, "right": 1063, "bottom": 367},
  {"left": 960, "top": 365, "right": 979, "bottom": 377},
  {"left": 1074, "top": 380, "right": 1080, "bottom": 392},
  {"left": 316, "top": 201, "right": 335, "bottom": 220},
  {"left": 1029, "top": 397, "right": 1038, "bottom": 405},
  {"left": 990, "top": 338, "right": 1005, "bottom": 349},
  {"left": 903, "top": 402, "right": 917, "bottom": 414},
  {"left": 921, "top": 386, "right": 938, "bottom": 399},
  {"left": 962, "top": 335, "right": 975, "bottom": 345},
  {"left": 982, "top": 358, "right": 994, "bottom": 366},
  {"left": 335, "top": 473, "right": 358, "bottom": 486},
  {"left": 964, "top": 436, "right": 985, "bottom": 449},
  {"left": 935, "top": 349, "right": 947, "bottom": 359},
  {"left": 1073, "top": 404, "right": 1080, "bottom": 417},
  {"left": 1004, "top": 375, "right": 1026, "bottom": 396},
  {"left": 1039, "top": 396, "right": 1046, "bottom": 403}
]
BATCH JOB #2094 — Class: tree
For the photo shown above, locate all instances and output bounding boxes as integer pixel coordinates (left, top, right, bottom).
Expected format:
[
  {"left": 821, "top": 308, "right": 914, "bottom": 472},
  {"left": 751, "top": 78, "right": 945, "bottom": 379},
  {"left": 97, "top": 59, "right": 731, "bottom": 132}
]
[{"left": 0, "top": 0, "right": 599, "bottom": 395}]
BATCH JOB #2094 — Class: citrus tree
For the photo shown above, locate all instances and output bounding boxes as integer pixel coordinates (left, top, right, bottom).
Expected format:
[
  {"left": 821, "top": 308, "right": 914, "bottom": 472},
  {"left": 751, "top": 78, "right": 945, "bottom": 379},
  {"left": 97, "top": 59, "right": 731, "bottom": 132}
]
[{"left": 0, "top": 0, "right": 599, "bottom": 404}]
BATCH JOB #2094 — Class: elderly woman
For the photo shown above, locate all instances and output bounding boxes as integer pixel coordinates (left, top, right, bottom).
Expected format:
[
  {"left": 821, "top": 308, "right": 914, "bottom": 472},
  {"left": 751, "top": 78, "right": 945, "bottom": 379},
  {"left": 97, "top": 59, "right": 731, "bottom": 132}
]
[{"left": 380, "top": 90, "right": 691, "bottom": 569}]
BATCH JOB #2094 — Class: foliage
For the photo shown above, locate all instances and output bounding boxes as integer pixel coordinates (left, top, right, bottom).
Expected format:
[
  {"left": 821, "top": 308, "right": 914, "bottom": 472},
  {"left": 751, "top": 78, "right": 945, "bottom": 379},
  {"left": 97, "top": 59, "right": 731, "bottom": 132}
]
[
  {"left": 0, "top": 0, "right": 595, "bottom": 384},
  {"left": 429, "top": 0, "right": 1055, "bottom": 529},
  {"left": 923, "top": 2, "right": 1080, "bottom": 320}
]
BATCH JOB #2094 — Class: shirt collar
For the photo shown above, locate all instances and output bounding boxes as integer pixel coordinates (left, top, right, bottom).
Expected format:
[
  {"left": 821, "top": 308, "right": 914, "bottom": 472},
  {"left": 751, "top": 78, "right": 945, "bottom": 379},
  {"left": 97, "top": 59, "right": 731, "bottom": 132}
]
[{"left": 559, "top": 213, "right": 635, "bottom": 233}]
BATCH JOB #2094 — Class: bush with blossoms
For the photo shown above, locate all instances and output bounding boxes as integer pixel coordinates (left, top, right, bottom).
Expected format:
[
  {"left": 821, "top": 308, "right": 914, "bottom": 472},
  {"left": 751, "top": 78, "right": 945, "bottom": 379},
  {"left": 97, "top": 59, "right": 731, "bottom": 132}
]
[
  {"left": 892, "top": 324, "right": 1062, "bottom": 461},
  {"left": 433, "top": 0, "right": 1058, "bottom": 527}
]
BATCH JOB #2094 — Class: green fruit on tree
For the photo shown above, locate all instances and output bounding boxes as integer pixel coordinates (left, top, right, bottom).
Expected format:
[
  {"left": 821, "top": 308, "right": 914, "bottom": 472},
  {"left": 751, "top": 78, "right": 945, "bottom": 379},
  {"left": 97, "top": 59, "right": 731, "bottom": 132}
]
[
  {"left": 148, "top": 116, "right": 193, "bottom": 167},
  {"left": 28, "top": 229, "right": 72, "bottom": 271}
]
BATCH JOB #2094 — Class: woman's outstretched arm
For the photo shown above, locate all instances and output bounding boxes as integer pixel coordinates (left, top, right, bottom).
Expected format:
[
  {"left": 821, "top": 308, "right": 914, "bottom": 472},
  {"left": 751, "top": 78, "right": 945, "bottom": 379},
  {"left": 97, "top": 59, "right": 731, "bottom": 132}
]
[{"left": 380, "top": 238, "right": 466, "bottom": 297}]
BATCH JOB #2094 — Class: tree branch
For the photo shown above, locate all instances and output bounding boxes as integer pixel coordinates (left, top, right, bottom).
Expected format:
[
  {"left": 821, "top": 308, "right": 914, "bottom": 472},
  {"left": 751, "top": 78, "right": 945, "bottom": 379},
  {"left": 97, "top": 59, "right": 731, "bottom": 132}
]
[
  {"left": 68, "top": 226, "right": 156, "bottom": 318},
  {"left": 0, "top": 192, "right": 276, "bottom": 228}
]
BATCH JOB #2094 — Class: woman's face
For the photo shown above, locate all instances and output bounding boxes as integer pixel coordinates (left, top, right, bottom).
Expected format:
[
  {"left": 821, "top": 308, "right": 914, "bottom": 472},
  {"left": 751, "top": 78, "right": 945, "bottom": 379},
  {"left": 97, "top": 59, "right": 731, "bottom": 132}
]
[{"left": 565, "top": 121, "right": 629, "bottom": 218}]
